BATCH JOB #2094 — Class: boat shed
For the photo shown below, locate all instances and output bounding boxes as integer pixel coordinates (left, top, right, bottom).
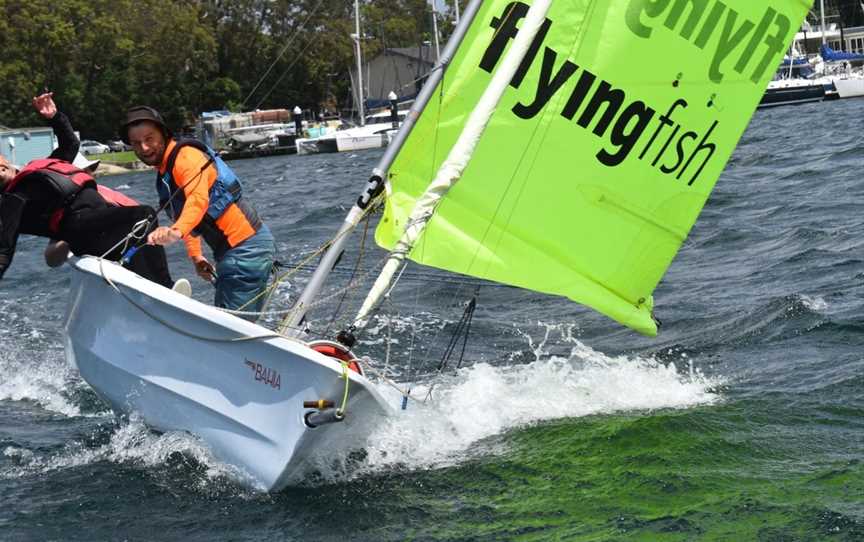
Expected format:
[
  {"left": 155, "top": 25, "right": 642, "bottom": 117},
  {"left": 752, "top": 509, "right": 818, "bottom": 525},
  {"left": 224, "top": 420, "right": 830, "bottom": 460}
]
[
  {"left": 0, "top": 125, "right": 55, "bottom": 167},
  {"left": 352, "top": 44, "right": 436, "bottom": 103}
]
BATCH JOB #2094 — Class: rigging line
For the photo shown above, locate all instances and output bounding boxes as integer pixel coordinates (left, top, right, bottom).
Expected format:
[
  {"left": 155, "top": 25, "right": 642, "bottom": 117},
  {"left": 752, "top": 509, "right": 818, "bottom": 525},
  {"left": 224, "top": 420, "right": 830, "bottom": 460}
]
[
  {"left": 383, "top": 296, "right": 393, "bottom": 380},
  {"left": 240, "top": 0, "right": 327, "bottom": 109},
  {"left": 253, "top": 33, "right": 320, "bottom": 111},
  {"left": 423, "top": 294, "right": 476, "bottom": 403},
  {"left": 100, "top": 154, "right": 214, "bottom": 260},
  {"left": 273, "top": 202, "right": 382, "bottom": 331},
  {"left": 356, "top": 358, "right": 425, "bottom": 404},
  {"left": 345, "top": 254, "right": 406, "bottom": 345},
  {"left": 92, "top": 258, "right": 284, "bottom": 343},
  {"left": 324, "top": 210, "right": 372, "bottom": 335},
  {"left": 382, "top": 37, "right": 451, "bottom": 379},
  {"left": 367, "top": 45, "right": 484, "bottom": 393},
  {"left": 99, "top": 218, "right": 150, "bottom": 260}
]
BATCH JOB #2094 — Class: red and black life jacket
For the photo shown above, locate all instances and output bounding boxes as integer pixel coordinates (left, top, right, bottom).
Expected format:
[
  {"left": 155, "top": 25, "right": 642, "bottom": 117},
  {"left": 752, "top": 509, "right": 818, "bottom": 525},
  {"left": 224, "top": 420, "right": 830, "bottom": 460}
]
[{"left": 5, "top": 158, "right": 137, "bottom": 232}]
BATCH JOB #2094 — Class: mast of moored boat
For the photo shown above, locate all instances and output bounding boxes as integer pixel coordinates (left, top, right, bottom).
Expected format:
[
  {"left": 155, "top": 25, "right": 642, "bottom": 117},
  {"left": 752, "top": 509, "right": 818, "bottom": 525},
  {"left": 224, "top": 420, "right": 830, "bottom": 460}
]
[
  {"left": 278, "top": 0, "right": 484, "bottom": 336},
  {"left": 431, "top": 1, "right": 441, "bottom": 62},
  {"left": 354, "top": 0, "right": 366, "bottom": 126},
  {"left": 820, "top": 0, "right": 827, "bottom": 46}
]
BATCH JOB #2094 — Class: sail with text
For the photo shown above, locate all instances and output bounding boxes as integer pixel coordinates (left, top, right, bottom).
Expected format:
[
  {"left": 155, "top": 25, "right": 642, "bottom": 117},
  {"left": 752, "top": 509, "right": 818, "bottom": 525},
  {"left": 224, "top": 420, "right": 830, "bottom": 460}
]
[{"left": 371, "top": 0, "right": 812, "bottom": 336}]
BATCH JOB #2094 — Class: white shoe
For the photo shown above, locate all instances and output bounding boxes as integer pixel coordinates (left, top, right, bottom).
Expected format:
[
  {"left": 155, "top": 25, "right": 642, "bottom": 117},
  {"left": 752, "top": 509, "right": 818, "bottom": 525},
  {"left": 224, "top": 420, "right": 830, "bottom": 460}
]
[{"left": 172, "top": 278, "right": 192, "bottom": 297}]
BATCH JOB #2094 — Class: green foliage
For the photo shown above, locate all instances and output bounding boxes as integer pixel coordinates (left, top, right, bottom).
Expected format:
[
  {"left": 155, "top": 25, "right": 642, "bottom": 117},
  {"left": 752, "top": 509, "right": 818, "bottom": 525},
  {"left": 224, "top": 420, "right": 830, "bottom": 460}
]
[
  {"left": 0, "top": 0, "right": 443, "bottom": 138},
  {"left": 94, "top": 150, "right": 136, "bottom": 162}
]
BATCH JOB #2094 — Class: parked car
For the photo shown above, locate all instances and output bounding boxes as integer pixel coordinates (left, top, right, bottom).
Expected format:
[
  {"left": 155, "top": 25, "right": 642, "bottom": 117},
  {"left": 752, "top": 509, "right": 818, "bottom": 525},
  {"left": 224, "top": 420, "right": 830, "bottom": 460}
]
[
  {"left": 80, "top": 140, "right": 110, "bottom": 155},
  {"left": 107, "top": 139, "right": 131, "bottom": 152}
]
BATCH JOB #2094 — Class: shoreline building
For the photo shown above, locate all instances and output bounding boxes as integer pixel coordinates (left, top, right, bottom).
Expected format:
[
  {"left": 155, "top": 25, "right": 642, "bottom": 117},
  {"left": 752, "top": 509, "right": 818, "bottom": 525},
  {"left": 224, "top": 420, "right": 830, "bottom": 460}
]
[
  {"left": 351, "top": 44, "right": 436, "bottom": 108},
  {"left": 0, "top": 124, "right": 55, "bottom": 167}
]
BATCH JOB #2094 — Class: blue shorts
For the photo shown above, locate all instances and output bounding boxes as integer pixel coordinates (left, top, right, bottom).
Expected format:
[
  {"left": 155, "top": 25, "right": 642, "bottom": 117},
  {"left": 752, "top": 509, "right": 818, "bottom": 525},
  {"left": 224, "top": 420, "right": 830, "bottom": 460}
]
[{"left": 214, "top": 224, "right": 276, "bottom": 320}]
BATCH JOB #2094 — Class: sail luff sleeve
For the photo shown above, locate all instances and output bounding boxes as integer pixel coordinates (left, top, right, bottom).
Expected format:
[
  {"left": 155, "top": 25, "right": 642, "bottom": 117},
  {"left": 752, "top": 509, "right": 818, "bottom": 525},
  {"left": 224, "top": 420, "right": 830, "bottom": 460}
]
[{"left": 354, "top": 0, "right": 554, "bottom": 326}]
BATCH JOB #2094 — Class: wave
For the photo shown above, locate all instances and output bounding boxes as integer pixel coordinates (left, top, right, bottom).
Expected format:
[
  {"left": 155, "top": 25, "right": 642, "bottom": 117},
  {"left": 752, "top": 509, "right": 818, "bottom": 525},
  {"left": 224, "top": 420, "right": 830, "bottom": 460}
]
[
  {"left": 0, "top": 416, "right": 259, "bottom": 496},
  {"left": 656, "top": 293, "right": 835, "bottom": 352},
  {"left": 0, "top": 350, "right": 92, "bottom": 418},
  {"left": 287, "top": 332, "right": 723, "bottom": 485}
]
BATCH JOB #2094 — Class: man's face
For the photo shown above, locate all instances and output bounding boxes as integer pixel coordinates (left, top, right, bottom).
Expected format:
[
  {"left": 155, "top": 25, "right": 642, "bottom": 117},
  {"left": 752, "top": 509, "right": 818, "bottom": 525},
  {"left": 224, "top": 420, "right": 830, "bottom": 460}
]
[
  {"left": 127, "top": 122, "right": 167, "bottom": 167},
  {"left": 0, "top": 155, "right": 17, "bottom": 188}
]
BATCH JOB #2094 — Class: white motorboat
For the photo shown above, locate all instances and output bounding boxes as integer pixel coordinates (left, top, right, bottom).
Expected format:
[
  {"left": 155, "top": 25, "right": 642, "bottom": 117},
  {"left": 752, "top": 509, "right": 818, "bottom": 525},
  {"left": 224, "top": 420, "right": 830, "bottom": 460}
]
[
  {"left": 829, "top": 75, "right": 864, "bottom": 98},
  {"left": 65, "top": 256, "right": 391, "bottom": 490},
  {"left": 295, "top": 111, "right": 403, "bottom": 155}
]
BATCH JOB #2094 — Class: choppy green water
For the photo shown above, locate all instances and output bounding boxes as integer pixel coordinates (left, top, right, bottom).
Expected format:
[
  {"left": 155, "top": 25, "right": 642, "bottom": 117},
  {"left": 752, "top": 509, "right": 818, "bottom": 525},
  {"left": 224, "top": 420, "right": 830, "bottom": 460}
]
[{"left": 1, "top": 99, "right": 863, "bottom": 540}]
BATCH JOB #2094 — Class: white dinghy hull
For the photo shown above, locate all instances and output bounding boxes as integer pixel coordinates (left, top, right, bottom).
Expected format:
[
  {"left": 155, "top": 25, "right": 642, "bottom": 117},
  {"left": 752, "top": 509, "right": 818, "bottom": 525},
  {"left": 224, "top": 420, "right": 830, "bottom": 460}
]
[{"left": 64, "top": 256, "right": 391, "bottom": 491}]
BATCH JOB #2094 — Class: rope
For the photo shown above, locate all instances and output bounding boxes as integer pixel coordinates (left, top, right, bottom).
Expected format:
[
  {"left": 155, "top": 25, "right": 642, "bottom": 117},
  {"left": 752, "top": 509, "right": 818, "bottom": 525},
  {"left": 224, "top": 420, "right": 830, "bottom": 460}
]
[
  {"left": 358, "top": 357, "right": 425, "bottom": 405},
  {"left": 273, "top": 201, "right": 383, "bottom": 331},
  {"left": 105, "top": 155, "right": 214, "bottom": 264},
  {"left": 424, "top": 293, "right": 477, "bottom": 403},
  {"left": 99, "top": 218, "right": 151, "bottom": 260},
  {"left": 336, "top": 361, "right": 351, "bottom": 416},
  {"left": 324, "top": 211, "right": 372, "bottom": 335},
  {"left": 94, "top": 257, "right": 284, "bottom": 344}
]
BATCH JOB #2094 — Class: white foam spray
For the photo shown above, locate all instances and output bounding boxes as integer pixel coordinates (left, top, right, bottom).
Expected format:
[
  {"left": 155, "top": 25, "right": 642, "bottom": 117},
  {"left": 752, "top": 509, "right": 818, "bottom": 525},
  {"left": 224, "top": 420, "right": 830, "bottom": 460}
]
[
  {"left": 1, "top": 415, "right": 257, "bottom": 492},
  {"left": 297, "top": 322, "right": 723, "bottom": 483},
  {"left": 800, "top": 294, "right": 828, "bottom": 311},
  {"left": 0, "top": 349, "right": 86, "bottom": 417},
  {"left": 1, "top": 322, "right": 721, "bottom": 491}
]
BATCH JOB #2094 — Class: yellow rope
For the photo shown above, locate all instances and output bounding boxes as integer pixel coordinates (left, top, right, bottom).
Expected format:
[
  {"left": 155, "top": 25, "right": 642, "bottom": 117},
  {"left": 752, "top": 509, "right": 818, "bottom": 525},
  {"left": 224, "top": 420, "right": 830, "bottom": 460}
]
[{"left": 337, "top": 361, "right": 351, "bottom": 416}]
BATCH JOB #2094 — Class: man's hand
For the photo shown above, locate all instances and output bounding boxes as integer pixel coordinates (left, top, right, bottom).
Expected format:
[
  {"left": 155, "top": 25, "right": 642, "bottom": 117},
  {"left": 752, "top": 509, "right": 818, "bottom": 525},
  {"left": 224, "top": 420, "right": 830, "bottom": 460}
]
[
  {"left": 32, "top": 92, "right": 57, "bottom": 119},
  {"left": 192, "top": 256, "right": 216, "bottom": 283},
  {"left": 147, "top": 226, "right": 183, "bottom": 246}
]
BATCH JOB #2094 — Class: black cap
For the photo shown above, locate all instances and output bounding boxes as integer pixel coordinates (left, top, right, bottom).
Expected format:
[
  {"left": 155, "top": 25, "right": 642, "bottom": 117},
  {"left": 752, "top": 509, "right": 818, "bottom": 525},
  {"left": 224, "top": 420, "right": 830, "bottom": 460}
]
[{"left": 120, "top": 105, "right": 170, "bottom": 143}]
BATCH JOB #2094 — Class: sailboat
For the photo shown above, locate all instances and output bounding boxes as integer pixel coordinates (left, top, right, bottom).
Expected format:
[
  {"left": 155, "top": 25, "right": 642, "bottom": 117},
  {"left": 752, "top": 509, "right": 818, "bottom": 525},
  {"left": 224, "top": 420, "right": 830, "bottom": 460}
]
[
  {"left": 807, "top": 0, "right": 864, "bottom": 99},
  {"left": 65, "top": 0, "right": 812, "bottom": 491},
  {"left": 295, "top": 0, "right": 402, "bottom": 155}
]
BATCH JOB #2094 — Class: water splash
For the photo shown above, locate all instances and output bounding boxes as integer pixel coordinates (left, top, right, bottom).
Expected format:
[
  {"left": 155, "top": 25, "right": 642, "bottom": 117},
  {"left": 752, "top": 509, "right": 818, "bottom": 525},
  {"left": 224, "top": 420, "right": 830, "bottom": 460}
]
[
  {"left": 1, "top": 415, "right": 257, "bottom": 492},
  {"left": 0, "top": 350, "right": 85, "bottom": 417},
  {"left": 297, "top": 324, "right": 722, "bottom": 484},
  {"left": 800, "top": 294, "right": 829, "bottom": 312}
]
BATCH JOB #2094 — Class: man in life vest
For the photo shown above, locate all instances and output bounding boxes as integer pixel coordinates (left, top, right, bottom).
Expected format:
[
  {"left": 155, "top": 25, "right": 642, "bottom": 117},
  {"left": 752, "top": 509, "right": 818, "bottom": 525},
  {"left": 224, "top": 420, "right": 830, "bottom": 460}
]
[
  {"left": 121, "top": 106, "right": 276, "bottom": 318},
  {"left": 0, "top": 93, "right": 173, "bottom": 287}
]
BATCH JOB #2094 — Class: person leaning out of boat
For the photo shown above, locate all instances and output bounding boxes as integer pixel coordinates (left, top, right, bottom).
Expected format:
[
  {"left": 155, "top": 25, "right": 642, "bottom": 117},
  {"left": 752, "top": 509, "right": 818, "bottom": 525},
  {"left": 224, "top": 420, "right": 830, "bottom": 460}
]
[
  {"left": 120, "top": 106, "right": 276, "bottom": 319},
  {"left": 0, "top": 93, "right": 174, "bottom": 287}
]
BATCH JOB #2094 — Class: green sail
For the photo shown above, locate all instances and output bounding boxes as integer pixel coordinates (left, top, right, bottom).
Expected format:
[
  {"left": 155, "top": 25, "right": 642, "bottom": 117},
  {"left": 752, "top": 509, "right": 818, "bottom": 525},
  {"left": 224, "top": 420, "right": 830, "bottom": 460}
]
[{"left": 376, "top": 0, "right": 812, "bottom": 336}]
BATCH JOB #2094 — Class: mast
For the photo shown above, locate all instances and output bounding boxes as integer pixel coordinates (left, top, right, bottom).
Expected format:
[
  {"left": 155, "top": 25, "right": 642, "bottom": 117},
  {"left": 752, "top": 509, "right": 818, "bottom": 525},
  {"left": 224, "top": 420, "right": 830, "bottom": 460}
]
[
  {"left": 454, "top": 0, "right": 461, "bottom": 24},
  {"left": 820, "top": 0, "right": 826, "bottom": 46},
  {"left": 278, "top": 0, "right": 483, "bottom": 335},
  {"left": 354, "top": 0, "right": 553, "bottom": 326},
  {"left": 431, "top": 0, "right": 441, "bottom": 62},
  {"left": 354, "top": 0, "right": 365, "bottom": 126}
]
